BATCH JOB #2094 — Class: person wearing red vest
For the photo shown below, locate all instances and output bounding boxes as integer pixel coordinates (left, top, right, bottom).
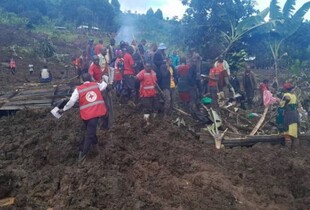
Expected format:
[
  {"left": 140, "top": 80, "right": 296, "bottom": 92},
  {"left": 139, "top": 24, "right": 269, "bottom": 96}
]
[
  {"left": 9, "top": 58, "right": 16, "bottom": 75},
  {"left": 58, "top": 73, "right": 107, "bottom": 162},
  {"left": 135, "top": 63, "right": 157, "bottom": 124}
]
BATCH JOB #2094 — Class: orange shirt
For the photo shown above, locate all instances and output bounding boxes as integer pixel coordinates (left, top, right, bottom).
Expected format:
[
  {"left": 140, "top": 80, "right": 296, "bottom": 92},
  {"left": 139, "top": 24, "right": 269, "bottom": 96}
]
[
  {"left": 94, "top": 44, "right": 104, "bottom": 55},
  {"left": 208, "top": 67, "right": 221, "bottom": 87},
  {"left": 215, "top": 62, "right": 224, "bottom": 72}
]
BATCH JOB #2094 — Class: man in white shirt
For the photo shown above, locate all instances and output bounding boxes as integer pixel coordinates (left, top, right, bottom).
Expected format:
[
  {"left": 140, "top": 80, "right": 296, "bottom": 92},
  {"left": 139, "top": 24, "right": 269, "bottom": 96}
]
[{"left": 40, "top": 65, "right": 52, "bottom": 83}]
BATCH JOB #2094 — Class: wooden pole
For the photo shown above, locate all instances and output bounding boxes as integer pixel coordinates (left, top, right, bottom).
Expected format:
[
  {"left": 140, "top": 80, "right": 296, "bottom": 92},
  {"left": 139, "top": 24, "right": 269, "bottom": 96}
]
[{"left": 249, "top": 106, "right": 269, "bottom": 136}]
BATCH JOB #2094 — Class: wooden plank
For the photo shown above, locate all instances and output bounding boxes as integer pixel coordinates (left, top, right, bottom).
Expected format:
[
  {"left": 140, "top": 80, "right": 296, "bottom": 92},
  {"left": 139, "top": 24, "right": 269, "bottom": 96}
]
[
  {"left": 0, "top": 197, "right": 15, "bottom": 207},
  {"left": 10, "top": 94, "right": 55, "bottom": 101},
  {"left": 16, "top": 90, "right": 55, "bottom": 96},
  {"left": 3, "top": 99, "right": 52, "bottom": 106},
  {"left": 0, "top": 104, "right": 52, "bottom": 110},
  {"left": 0, "top": 105, "right": 24, "bottom": 110},
  {"left": 200, "top": 133, "right": 286, "bottom": 146}
]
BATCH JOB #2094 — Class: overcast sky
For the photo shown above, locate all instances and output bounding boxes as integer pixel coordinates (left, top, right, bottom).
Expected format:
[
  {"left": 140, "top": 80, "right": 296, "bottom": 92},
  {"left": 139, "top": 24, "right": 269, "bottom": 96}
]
[{"left": 118, "top": 0, "right": 310, "bottom": 19}]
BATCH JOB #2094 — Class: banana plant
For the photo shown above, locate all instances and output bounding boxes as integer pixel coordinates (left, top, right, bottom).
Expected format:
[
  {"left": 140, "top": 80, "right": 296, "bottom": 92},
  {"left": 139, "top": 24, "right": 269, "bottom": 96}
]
[
  {"left": 268, "top": 0, "right": 310, "bottom": 82},
  {"left": 220, "top": 8, "right": 271, "bottom": 56}
]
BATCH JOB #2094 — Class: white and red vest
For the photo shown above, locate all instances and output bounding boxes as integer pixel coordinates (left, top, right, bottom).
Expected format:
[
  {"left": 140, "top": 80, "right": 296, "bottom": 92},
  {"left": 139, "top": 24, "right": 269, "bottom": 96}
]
[
  {"left": 136, "top": 70, "right": 157, "bottom": 97},
  {"left": 77, "top": 82, "right": 106, "bottom": 120}
]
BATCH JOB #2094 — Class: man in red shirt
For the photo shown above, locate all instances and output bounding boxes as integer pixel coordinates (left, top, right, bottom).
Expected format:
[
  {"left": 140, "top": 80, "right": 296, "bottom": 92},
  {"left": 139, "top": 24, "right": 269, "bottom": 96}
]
[
  {"left": 94, "top": 39, "right": 104, "bottom": 55},
  {"left": 122, "top": 47, "right": 136, "bottom": 103},
  {"left": 207, "top": 67, "right": 221, "bottom": 108},
  {"left": 135, "top": 63, "right": 157, "bottom": 124},
  {"left": 88, "top": 56, "right": 102, "bottom": 82}
]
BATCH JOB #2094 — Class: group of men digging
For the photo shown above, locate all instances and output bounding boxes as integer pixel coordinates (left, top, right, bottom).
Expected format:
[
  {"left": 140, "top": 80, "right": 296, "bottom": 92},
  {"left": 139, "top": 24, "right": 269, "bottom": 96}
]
[{"left": 60, "top": 38, "right": 300, "bottom": 161}]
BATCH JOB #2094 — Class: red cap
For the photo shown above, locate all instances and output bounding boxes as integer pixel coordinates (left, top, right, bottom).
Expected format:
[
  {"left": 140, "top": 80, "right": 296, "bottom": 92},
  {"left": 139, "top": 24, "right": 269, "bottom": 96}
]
[{"left": 283, "top": 82, "right": 294, "bottom": 90}]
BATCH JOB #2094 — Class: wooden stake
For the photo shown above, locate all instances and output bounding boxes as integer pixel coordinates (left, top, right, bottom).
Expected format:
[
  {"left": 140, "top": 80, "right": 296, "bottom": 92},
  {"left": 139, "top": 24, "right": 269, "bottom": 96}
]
[{"left": 173, "top": 107, "right": 191, "bottom": 116}]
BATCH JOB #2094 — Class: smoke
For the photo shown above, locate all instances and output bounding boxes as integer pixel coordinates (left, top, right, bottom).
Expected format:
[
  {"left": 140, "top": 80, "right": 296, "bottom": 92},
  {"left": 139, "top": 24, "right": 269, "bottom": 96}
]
[{"left": 115, "top": 14, "right": 137, "bottom": 44}]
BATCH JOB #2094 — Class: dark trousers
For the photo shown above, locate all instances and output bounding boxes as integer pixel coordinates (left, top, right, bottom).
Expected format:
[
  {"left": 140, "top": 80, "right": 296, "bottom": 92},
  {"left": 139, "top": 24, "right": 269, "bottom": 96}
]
[
  {"left": 141, "top": 96, "right": 157, "bottom": 114},
  {"left": 100, "top": 90, "right": 113, "bottom": 130},
  {"left": 208, "top": 86, "right": 218, "bottom": 108},
  {"left": 122, "top": 75, "right": 136, "bottom": 102},
  {"left": 80, "top": 117, "right": 99, "bottom": 156}
]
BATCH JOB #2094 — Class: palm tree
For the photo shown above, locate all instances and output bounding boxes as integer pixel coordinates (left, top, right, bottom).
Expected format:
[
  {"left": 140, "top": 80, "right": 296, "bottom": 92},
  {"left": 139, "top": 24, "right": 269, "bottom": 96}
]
[{"left": 268, "top": 0, "right": 310, "bottom": 81}]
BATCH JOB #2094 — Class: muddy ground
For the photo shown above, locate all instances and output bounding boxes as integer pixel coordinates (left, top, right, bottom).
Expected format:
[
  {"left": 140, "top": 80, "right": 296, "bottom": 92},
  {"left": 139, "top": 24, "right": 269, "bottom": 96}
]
[
  {"left": 1, "top": 24, "right": 310, "bottom": 210},
  {"left": 0, "top": 106, "right": 310, "bottom": 210}
]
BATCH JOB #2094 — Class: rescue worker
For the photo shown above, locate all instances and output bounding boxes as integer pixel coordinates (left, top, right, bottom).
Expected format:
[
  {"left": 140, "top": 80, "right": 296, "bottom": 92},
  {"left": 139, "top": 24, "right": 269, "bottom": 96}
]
[
  {"left": 277, "top": 82, "right": 299, "bottom": 147},
  {"left": 58, "top": 73, "right": 107, "bottom": 161},
  {"left": 88, "top": 55, "right": 102, "bottom": 82},
  {"left": 135, "top": 63, "right": 157, "bottom": 125},
  {"left": 88, "top": 55, "right": 112, "bottom": 130}
]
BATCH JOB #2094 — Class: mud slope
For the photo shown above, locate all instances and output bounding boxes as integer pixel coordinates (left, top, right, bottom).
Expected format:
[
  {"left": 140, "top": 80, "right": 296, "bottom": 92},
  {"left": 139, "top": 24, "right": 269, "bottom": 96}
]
[{"left": 0, "top": 106, "right": 310, "bottom": 210}]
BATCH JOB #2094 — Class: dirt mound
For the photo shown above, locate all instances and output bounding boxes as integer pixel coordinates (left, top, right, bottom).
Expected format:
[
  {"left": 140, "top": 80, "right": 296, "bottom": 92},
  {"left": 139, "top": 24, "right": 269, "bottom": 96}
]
[{"left": 1, "top": 106, "right": 310, "bottom": 210}]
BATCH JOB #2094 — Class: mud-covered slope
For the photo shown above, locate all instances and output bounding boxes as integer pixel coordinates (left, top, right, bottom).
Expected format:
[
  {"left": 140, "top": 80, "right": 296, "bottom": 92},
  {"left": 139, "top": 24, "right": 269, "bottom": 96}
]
[{"left": 1, "top": 106, "right": 310, "bottom": 210}]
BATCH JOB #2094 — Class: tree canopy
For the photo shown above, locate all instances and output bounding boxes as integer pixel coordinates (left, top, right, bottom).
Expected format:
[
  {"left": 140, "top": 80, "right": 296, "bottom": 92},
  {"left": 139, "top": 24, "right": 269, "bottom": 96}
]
[{"left": 0, "top": 0, "right": 309, "bottom": 71}]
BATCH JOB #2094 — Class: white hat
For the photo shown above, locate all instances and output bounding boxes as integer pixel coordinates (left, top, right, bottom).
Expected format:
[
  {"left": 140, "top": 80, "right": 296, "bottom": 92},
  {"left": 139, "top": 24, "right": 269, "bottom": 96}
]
[{"left": 158, "top": 43, "right": 166, "bottom": 50}]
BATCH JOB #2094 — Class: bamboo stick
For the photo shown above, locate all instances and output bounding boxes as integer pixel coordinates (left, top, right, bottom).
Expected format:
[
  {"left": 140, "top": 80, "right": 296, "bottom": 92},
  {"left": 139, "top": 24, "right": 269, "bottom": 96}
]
[{"left": 249, "top": 106, "right": 269, "bottom": 136}]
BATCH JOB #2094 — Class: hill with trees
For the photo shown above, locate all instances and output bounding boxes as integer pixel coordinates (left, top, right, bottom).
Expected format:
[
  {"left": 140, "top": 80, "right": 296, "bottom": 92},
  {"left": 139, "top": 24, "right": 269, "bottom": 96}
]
[{"left": 0, "top": 0, "right": 309, "bottom": 72}]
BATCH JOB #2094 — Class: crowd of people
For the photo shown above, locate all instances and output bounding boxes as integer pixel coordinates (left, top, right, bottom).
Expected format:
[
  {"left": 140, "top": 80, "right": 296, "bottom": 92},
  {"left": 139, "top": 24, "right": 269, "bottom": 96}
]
[{"left": 60, "top": 38, "right": 300, "bottom": 161}]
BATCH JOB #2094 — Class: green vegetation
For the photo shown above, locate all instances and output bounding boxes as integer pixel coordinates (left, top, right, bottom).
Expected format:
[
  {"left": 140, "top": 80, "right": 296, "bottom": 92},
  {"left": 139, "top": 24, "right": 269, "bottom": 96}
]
[
  {"left": 0, "top": 0, "right": 309, "bottom": 72},
  {"left": 0, "top": 8, "right": 27, "bottom": 25}
]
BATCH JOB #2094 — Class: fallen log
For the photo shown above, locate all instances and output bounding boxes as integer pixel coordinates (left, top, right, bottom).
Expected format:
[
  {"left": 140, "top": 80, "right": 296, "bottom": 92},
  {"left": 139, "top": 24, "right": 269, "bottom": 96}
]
[
  {"left": 200, "top": 134, "right": 285, "bottom": 147},
  {"left": 173, "top": 107, "right": 191, "bottom": 116}
]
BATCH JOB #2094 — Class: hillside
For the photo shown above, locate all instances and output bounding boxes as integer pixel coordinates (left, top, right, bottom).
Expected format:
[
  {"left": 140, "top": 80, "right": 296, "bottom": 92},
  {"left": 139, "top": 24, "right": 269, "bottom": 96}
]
[{"left": 0, "top": 25, "right": 310, "bottom": 210}]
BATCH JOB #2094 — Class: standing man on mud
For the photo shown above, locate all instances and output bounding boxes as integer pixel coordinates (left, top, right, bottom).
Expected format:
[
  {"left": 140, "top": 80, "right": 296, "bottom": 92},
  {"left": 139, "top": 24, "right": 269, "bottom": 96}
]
[
  {"left": 98, "top": 47, "right": 109, "bottom": 75},
  {"left": 108, "top": 38, "right": 116, "bottom": 64},
  {"left": 58, "top": 73, "right": 107, "bottom": 162},
  {"left": 122, "top": 47, "right": 136, "bottom": 104},
  {"left": 135, "top": 62, "right": 157, "bottom": 125},
  {"left": 242, "top": 68, "right": 257, "bottom": 109}
]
